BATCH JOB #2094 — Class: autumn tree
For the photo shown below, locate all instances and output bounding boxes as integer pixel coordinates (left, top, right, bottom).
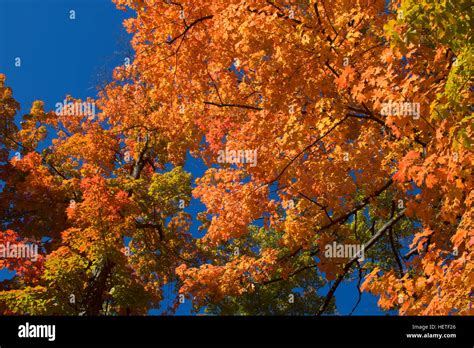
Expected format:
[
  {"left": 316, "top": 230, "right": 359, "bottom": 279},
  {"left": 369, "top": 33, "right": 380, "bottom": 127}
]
[
  {"left": 0, "top": 71, "right": 197, "bottom": 314},
  {"left": 111, "top": 0, "right": 472, "bottom": 315},
  {"left": 0, "top": 0, "right": 472, "bottom": 316}
]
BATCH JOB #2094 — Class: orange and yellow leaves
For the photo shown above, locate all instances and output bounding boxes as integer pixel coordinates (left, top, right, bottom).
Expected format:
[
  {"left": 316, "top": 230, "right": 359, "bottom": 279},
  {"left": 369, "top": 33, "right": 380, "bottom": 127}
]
[
  {"left": 0, "top": 0, "right": 472, "bottom": 316},
  {"left": 176, "top": 248, "right": 278, "bottom": 306},
  {"left": 194, "top": 169, "right": 273, "bottom": 245}
]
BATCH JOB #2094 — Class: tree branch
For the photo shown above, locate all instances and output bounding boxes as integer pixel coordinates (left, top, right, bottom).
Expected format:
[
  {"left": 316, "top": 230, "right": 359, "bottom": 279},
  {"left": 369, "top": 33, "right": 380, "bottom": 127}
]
[
  {"left": 167, "top": 15, "right": 213, "bottom": 45},
  {"left": 266, "top": 115, "right": 348, "bottom": 185},
  {"left": 203, "top": 101, "right": 262, "bottom": 111},
  {"left": 317, "top": 208, "right": 406, "bottom": 315},
  {"left": 349, "top": 260, "right": 363, "bottom": 315}
]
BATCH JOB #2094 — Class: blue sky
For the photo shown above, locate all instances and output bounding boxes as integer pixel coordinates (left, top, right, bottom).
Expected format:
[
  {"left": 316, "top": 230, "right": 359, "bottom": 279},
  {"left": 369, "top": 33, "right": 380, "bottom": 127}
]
[{"left": 0, "top": 0, "right": 385, "bottom": 315}]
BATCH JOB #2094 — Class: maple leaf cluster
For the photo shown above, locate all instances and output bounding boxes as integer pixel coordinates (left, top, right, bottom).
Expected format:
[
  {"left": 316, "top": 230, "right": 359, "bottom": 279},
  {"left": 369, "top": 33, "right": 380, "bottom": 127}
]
[{"left": 0, "top": 0, "right": 472, "bottom": 315}]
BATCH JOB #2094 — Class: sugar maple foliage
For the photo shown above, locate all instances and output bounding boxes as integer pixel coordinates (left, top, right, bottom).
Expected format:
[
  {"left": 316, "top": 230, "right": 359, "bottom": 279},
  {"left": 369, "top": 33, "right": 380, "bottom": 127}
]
[
  {"left": 0, "top": 74, "right": 196, "bottom": 314},
  {"left": 0, "top": 0, "right": 472, "bottom": 315}
]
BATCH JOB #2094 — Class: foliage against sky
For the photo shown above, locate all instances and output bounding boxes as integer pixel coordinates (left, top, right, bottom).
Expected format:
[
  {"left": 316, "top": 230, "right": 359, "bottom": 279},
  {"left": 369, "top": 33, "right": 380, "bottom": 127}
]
[{"left": 0, "top": 0, "right": 472, "bottom": 315}]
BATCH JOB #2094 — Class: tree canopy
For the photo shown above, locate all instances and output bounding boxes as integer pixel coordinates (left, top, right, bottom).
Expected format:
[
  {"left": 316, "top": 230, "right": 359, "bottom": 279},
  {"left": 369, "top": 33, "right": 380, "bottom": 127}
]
[{"left": 0, "top": 0, "right": 472, "bottom": 315}]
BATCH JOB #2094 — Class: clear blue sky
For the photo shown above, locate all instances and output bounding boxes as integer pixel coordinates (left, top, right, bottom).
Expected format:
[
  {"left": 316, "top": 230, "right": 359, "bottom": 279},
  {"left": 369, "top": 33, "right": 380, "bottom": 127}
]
[{"left": 0, "top": 0, "right": 385, "bottom": 315}]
